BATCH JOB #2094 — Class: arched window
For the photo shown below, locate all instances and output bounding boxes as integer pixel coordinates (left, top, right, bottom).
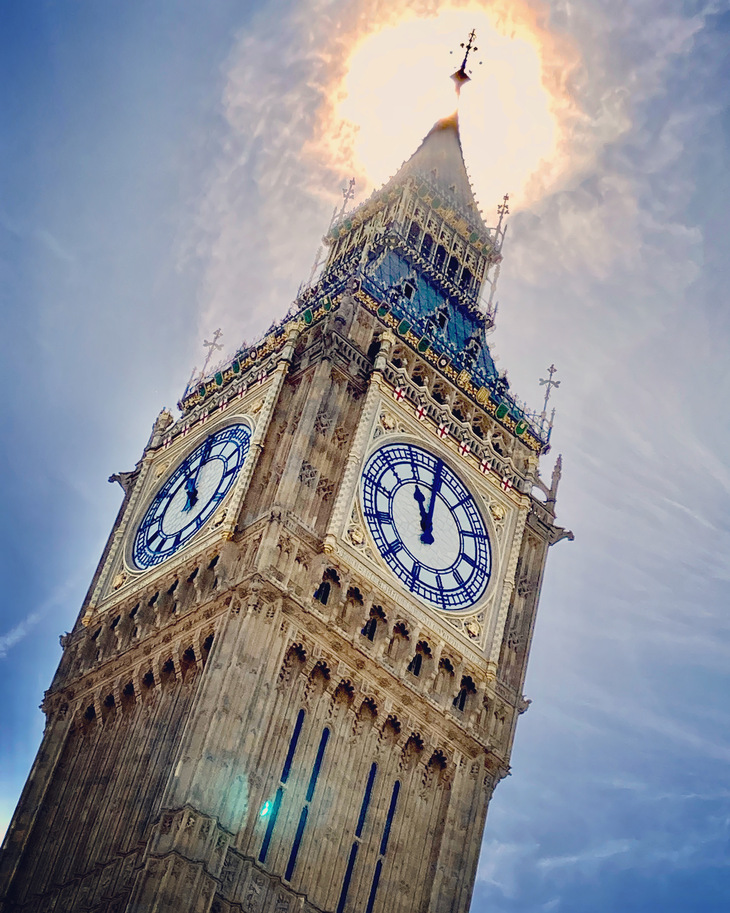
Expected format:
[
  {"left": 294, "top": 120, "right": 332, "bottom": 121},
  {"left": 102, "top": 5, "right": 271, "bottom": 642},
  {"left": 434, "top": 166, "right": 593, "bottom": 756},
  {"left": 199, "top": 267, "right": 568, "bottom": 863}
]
[
  {"left": 361, "top": 605, "right": 386, "bottom": 641},
  {"left": 434, "top": 244, "right": 447, "bottom": 271},
  {"left": 407, "top": 640, "right": 431, "bottom": 677},
  {"left": 446, "top": 254, "right": 460, "bottom": 282},
  {"left": 313, "top": 568, "right": 340, "bottom": 606},
  {"left": 453, "top": 675, "right": 476, "bottom": 712},
  {"left": 420, "top": 232, "right": 433, "bottom": 259},
  {"left": 407, "top": 220, "right": 421, "bottom": 246}
]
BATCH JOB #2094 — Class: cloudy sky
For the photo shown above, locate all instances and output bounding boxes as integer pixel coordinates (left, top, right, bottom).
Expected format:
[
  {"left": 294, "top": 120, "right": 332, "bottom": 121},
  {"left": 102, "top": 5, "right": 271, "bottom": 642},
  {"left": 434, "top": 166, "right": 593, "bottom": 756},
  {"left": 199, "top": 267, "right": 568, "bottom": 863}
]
[{"left": 2, "top": 1, "right": 729, "bottom": 910}]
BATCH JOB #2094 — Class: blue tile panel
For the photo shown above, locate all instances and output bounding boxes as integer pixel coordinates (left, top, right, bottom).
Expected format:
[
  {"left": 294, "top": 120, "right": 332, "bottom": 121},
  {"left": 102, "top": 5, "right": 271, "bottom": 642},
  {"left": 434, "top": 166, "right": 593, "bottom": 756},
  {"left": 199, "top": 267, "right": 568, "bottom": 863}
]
[{"left": 362, "top": 248, "right": 499, "bottom": 386}]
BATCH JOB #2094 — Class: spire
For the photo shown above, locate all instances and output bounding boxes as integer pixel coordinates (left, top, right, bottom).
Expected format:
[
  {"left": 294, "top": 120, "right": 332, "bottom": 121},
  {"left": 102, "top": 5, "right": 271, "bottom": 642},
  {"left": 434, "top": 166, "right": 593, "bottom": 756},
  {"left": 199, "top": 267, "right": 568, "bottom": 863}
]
[
  {"left": 381, "top": 30, "right": 486, "bottom": 230},
  {"left": 384, "top": 110, "right": 485, "bottom": 231}
]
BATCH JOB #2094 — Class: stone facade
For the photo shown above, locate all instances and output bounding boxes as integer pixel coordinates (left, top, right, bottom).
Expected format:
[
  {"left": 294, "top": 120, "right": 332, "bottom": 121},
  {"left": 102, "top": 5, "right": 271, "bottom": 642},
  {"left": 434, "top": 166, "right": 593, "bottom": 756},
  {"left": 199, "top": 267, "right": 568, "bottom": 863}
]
[{"left": 0, "top": 114, "right": 569, "bottom": 913}]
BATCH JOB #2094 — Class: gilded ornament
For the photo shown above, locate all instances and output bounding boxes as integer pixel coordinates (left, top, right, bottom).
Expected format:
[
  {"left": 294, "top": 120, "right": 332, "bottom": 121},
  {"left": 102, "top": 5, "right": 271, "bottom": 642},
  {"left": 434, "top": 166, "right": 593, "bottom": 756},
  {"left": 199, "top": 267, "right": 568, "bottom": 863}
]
[
  {"left": 465, "top": 620, "right": 481, "bottom": 639},
  {"left": 155, "top": 460, "right": 170, "bottom": 479},
  {"left": 349, "top": 525, "right": 365, "bottom": 546},
  {"left": 490, "top": 503, "right": 505, "bottom": 521}
]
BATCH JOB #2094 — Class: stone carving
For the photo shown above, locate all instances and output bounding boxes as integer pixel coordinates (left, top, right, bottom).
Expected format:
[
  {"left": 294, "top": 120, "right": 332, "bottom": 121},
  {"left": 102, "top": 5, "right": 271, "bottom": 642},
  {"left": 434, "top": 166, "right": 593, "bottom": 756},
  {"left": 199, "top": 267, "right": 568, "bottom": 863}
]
[
  {"left": 298, "top": 460, "right": 317, "bottom": 487},
  {"left": 112, "top": 572, "right": 127, "bottom": 591}
]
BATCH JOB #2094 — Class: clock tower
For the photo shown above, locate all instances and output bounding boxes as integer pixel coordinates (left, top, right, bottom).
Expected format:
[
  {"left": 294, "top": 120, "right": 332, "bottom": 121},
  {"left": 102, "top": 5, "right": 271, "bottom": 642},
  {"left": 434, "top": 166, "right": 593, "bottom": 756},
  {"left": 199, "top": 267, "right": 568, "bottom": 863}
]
[{"left": 0, "top": 65, "right": 571, "bottom": 913}]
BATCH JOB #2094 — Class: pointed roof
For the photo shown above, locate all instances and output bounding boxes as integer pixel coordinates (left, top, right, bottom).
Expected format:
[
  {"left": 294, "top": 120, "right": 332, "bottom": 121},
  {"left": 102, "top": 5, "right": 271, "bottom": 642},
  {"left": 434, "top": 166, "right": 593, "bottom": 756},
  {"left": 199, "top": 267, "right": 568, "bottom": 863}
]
[{"left": 386, "top": 112, "right": 486, "bottom": 229}]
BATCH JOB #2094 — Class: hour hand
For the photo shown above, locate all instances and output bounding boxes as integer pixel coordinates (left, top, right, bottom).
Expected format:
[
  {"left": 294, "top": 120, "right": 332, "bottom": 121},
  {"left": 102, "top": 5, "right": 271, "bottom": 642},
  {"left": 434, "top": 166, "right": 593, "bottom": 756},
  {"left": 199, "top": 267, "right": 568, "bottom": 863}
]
[
  {"left": 182, "top": 477, "right": 198, "bottom": 512},
  {"left": 421, "top": 462, "right": 443, "bottom": 544},
  {"left": 413, "top": 485, "right": 428, "bottom": 531}
]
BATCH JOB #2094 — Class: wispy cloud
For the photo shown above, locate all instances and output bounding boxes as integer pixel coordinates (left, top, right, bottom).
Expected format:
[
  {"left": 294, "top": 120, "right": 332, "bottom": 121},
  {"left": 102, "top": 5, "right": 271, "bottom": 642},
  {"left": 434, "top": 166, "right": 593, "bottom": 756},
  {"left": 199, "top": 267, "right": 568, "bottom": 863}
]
[
  {"left": 537, "top": 838, "right": 636, "bottom": 872},
  {"left": 0, "top": 578, "right": 80, "bottom": 661},
  {"left": 0, "top": 611, "right": 44, "bottom": 660}
]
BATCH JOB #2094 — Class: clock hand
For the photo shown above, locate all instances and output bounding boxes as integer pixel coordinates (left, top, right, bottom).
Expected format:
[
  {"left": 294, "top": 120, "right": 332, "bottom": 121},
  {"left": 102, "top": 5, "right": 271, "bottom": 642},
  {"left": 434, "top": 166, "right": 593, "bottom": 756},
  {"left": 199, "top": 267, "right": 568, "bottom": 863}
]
[
  {"left": 182, "top": 477, "right": 198, "bottom": 512},
  {"left": 182, "top": 437, "right": 213, "bottom": 512},
  {"left": 420, "top": 461, "right": 443, "bottom": 544},
  {"left": 413, "top": 485, "right": 428, "bottom": 531}
]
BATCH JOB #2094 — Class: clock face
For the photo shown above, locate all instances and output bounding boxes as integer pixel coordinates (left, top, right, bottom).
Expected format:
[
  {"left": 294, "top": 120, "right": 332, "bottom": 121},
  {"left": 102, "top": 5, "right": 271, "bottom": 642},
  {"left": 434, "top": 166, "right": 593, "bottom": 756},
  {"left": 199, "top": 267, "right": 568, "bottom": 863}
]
[
  {"left": 361, "top": 442, "right": 491, "bottom": 612},
  {"left": 133, "top": 423, "right": 251, "bottom": 569}
]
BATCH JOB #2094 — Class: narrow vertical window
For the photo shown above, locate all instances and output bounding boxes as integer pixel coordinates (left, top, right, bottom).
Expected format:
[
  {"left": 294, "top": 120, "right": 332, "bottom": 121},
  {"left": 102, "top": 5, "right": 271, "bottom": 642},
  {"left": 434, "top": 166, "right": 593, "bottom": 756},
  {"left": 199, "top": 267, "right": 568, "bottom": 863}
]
[
  {"left": 336, "top": 763, "right": 378, "bottom": 913},
  {"left": 356, "top": 763, "right": 378, "bottom": 838},
  {"left": 336, "top": 843, "right": 360, "bottom": 913},
  {"left": 365, "top": 861, "right": 383, "bottom": 913},
  {"left": 259, "top": 709, "right": 305, "bottom": 863},
  {"left": 284, "top": 727, "right": 330, "bottom": 880},
  {"left": 282, "top": 709, "right": 305, "bottom": 784},
  {"left": 285, "top": 807, "right": 309, "bottom": 881},
  {"left": 365, "top": 779, "right": 400, "bottom": 913},
  {"left": 379, "top": 780, "right": 400, "bottom": 856}
]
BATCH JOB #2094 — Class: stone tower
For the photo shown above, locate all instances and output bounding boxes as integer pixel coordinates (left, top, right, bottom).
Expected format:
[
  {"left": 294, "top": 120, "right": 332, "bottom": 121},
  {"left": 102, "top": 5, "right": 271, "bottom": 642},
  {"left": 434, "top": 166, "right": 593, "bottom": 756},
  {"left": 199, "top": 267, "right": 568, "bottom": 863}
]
[{"left": 0, "top": 97, "right": 571, "bottom": 912}]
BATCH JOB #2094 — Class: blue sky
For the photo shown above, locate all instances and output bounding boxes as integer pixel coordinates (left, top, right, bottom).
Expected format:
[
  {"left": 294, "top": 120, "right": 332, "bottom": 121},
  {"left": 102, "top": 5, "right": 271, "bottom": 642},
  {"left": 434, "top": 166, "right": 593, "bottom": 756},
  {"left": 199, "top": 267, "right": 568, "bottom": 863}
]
[{"left": 2, "top": 2, "right": 730, "bottom": 911}]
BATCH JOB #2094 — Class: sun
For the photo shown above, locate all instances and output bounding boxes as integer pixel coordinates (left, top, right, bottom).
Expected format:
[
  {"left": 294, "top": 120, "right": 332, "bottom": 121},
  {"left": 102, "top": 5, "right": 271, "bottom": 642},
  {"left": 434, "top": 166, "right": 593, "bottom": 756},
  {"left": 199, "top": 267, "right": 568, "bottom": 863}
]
[{"left": 310, "top": 1, "right": 578, "bottom": 218}]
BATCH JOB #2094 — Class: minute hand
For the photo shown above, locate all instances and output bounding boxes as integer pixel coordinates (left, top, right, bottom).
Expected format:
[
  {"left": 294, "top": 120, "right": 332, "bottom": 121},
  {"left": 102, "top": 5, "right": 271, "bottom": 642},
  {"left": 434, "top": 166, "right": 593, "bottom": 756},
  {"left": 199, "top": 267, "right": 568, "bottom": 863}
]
[
  {"left": 183, "top": 437, "right": 213, "bottom": 512},
  {"left": 420, "top": 461, "right": 443, "bottom": 544}
]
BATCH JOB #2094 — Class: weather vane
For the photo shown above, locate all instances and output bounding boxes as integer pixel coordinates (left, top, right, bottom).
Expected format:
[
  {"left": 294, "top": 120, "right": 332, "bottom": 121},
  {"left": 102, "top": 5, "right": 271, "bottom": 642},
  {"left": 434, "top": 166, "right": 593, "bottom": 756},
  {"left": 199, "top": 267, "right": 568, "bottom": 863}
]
[
  {"left": 451, "top": 29, "right": 481, "bottom": 91},
  {"left": 539, "top": 364, "right": 561, "bottom": 417},
  {"left": 201, "top": 328, "right": 223, "bottom": 377}
]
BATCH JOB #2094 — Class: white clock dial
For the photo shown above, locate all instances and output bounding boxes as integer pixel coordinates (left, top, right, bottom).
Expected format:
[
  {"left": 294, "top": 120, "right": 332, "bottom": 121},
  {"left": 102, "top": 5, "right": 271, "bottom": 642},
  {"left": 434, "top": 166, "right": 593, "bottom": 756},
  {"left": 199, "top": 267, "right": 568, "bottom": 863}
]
[
  {"left": 133, "top": 423, "right": 251, "bottom": 569},
  {"left": 360, "top": 442, "right": 491, "bottom": 611}
]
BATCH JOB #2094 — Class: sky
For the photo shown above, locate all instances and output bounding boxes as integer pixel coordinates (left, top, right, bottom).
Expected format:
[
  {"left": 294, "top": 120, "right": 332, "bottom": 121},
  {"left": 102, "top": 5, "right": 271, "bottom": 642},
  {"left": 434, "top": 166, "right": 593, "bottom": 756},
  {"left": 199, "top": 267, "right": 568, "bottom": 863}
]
[{"left": 1, "top": 1, "right": 730, "bottom": 911}]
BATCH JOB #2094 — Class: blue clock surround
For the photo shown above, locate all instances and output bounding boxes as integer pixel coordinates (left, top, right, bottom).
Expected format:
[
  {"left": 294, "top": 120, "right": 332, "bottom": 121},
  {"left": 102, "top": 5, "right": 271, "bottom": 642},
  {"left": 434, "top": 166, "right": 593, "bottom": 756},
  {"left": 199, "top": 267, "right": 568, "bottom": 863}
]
[
  {"left": 360, "top": 441, "right": 492, "bottom": 612},
  {"left": 133, "top": 422, "right": 252, "bottom": 570}
]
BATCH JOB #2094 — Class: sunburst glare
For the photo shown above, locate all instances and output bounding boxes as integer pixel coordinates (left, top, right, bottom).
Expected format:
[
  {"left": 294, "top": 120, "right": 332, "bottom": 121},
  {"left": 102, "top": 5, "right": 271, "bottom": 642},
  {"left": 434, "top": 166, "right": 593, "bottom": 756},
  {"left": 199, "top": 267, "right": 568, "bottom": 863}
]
[{"left": 310, "top": 1, "right": 578, "bottom": 219}]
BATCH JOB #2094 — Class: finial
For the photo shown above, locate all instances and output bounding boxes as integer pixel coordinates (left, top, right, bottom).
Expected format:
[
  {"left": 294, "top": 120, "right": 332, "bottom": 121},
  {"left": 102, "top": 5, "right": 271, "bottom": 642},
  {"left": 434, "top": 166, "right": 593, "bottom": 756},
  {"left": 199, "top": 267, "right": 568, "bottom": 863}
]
[
  {"left": 201, "top": 328, "right": 223, "bottom": 378},
  {"left": 539, "top": 364, "right": 561, "bottom": 418},
  {"left": 496, "top": 194, "right": 510, "bottom": 235},
  {"left": 306, "top": 177, "right": 357, "bottom": 287},
  {"left": 337, "top": 177, "right": 356, "bottom": 221},
  {"left": 451, "top": 29, "right": 481, "bottom": 92}
]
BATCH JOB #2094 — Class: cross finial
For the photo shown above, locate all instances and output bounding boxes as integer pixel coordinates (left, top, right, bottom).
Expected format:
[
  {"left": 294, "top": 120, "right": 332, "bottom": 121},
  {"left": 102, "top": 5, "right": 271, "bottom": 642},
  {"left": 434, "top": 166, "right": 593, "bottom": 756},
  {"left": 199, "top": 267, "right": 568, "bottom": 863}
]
[
  {"left": 306, "top": 177, "right": 357, "bottom": 288},
  {"left": 451, "top": 29, "right": 480, "bottom": 92},
  {"left": 337, "top": 177, "right": 356, "bottom": 222},
  {"left": 496, "top": 193, "right": 510, "bottom": 232},
  {"left": 539, "top": 364, "right": 561, "bottom": 417},
  {"left": 201, "top": 328, "right": 223, "bottom": 377}
]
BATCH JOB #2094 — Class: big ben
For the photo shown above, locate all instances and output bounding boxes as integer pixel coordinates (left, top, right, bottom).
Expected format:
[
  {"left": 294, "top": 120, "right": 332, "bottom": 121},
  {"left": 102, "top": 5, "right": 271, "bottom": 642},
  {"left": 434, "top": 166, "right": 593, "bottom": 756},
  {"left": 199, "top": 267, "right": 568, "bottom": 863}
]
[{"left": 0, "top": 45, "right": 571, "bottom": 913}]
